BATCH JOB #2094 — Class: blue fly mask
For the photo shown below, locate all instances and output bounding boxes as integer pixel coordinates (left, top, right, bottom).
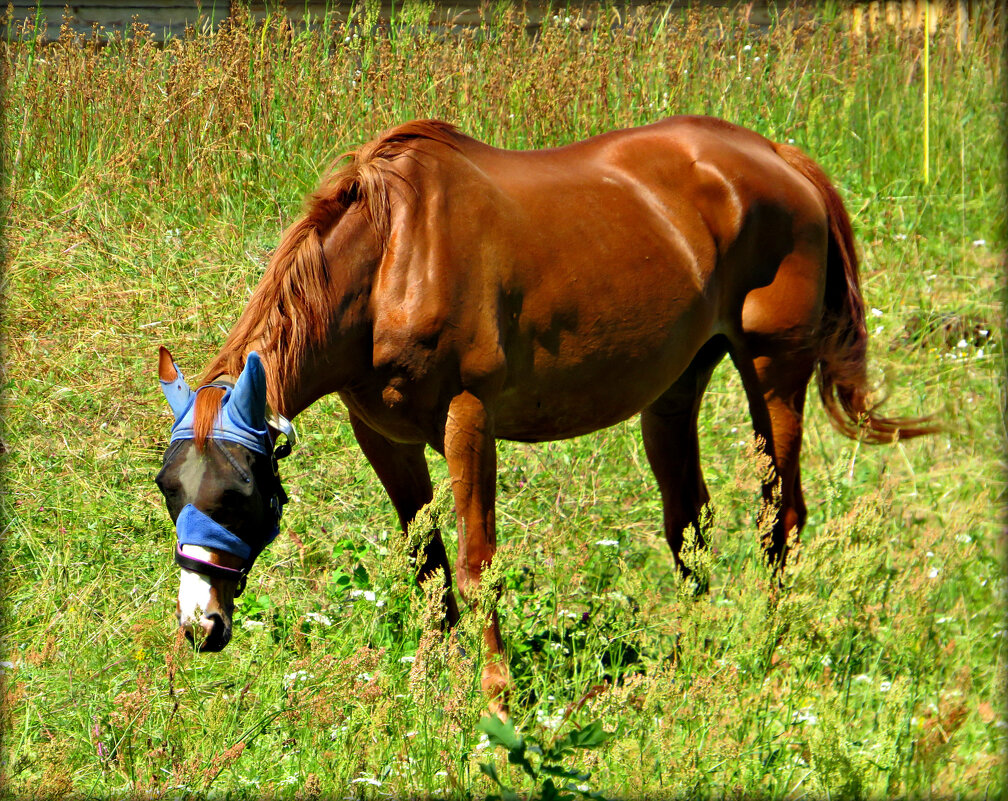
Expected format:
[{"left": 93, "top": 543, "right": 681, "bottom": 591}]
[{"left": 159, "top": 351, "right": 296, "bottom": 595}]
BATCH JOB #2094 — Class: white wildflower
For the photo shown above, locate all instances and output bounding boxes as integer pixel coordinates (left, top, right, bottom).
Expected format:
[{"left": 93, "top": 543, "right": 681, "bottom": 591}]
[{"left": 283, "top": 670, "right": 311, "bottom": 689}]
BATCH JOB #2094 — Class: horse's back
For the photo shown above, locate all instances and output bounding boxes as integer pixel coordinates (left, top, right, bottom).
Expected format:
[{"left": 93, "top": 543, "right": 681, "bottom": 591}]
[{"left": 366, "top": 118, "right": 829, "bottom": 442}]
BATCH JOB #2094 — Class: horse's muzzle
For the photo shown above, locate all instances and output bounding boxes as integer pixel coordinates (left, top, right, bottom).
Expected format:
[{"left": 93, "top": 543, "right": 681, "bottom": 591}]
[{"left": 180, "top": 611, "right": 232, "bottom": 652}]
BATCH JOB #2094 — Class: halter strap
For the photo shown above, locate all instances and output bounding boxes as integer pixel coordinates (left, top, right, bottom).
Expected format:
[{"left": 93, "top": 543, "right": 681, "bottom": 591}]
[{"left": 175, "top": 544, "right": 249, "bottom": 596}]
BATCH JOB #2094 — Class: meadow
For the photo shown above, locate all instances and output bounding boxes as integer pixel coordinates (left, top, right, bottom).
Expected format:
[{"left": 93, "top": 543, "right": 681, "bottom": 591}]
[{"left": 1, "top": 2, "right": 1005, "bottom": 797}]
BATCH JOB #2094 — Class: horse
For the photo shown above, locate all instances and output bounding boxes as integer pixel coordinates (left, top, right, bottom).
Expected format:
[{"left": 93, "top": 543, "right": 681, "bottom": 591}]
[{"left": 155, "top": 117, "right": 933, "bottom": 713}]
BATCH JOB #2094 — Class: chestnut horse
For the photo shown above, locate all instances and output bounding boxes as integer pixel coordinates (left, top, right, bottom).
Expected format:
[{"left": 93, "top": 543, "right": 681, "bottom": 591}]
[{"left": 156, "top": 117, "right": 932, "bottom": 712}]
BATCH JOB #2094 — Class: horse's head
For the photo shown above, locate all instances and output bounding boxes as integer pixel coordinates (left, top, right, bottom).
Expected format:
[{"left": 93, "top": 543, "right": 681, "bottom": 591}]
[{"left": 155, "top": 347, "right": 294, "bottom": 651}]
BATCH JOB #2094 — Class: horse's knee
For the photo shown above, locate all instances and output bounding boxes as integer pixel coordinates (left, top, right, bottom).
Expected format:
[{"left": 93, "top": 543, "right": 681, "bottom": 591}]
[{"left": 454, "top": 560, "right": 489, "bottom": 607}]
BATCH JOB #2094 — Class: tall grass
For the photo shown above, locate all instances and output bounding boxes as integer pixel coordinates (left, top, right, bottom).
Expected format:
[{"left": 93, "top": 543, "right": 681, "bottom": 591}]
[{"left": 2, "top": 2, "right": 1005, "bottom": 798}]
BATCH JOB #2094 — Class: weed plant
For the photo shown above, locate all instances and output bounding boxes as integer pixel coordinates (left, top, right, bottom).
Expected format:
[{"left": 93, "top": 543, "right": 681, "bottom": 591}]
[{"left": 1, "top": 2, "right": 1005, "bottom": 797}]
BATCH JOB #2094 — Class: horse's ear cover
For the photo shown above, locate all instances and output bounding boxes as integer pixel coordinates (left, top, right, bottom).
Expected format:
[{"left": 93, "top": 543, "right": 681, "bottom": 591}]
[
  {"left": 163, "top": 351, "right": 273, "bottom": 456},
  {"left": 159, "top": 347, "right": 195, "bottom": 422},
  {"left": 229, "top": 352, "right": 267, "bottom": 431}
]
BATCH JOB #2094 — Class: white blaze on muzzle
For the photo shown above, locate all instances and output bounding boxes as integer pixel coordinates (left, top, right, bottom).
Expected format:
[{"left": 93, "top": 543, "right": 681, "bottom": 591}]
[{"left": 177, "top": 544, "right": 215, "bottom": 626}]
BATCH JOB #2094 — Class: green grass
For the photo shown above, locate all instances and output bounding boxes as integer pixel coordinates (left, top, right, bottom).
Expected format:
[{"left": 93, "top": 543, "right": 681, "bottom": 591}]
[{"left": 2, "top": 2, "right": 1005, "bottom": 798}]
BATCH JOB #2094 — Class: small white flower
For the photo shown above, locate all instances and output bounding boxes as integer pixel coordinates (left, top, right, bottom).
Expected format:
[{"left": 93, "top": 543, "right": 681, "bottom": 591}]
[
  {"left": 957, "top": 339, "right": 969, "bottom": 349},
  {"left": 895, "top": 233, "right": 907, "bottom": 240},
  {"left": 475, "top": 733, "right": 491, "bottom": 752},
  {"left": 595, "top": 539, "right": 619, "bottom": 548},
  {"left": 878, "top": 680, "right": 892, "bottom": 692},
  {"left": 874, "top": 325, "right": 884, "bottom": 335},
  {"left": 972, "top": 239, "right": 986, "bottom": 247},
  {"left": 956, "top": 533, "right": 972, "bottom": 544},
  {"left": 357, "top": 672, "right": 373, "bottom": 682},
  {"left": 743, "top": 44, "right": 752, "bottom": 51},
  {"left": 787, "top": 138, "right": 795, "bottom": 143},
  {"left": 400, "top": 655, "right": 416, "bottom": 663},
  {"left": 870, "top": 307, "right": 883, "bottom": 317},
  {"left": 283, "top": 670, "right": 311, "bottom": 689},
  {"left": 350, "top": 589, "right": 377, "bottom": 602},
  {"left": 350, "top": 777, "right": 382, "bottom": 787},
  {"left": 537, "top": 711, "right": 565, "bottom": 730},
  {"left": 928, "top": 567, "right": 940, "bottom": 579},
  {"left": 935, "top": 616, "right": 954, "bottom": 624},
  {"left": 242, "top": 620, "right": 265, "bottom": 630},
  {"left": 305, "top": 612, "right": 332, "bottom": 627},
  {"left": 754, "top": 56, "right": 761, "bottom": 61},
  {"left": 852, "top": 674, "right": 871, "bottom": 684},
  {"left": 926, "top": 550, "right": 935, "bottom": 557}
]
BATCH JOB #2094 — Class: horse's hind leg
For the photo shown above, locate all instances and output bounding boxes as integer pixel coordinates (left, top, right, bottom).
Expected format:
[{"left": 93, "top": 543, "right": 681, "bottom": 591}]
[
  {"left": 642, "top": 338, "right": 726, "bottom": 576},
  {"left": 729, "top": 339, "right": 815, "bottom": 569},
  {"left": 348, "top": 411, "right": 460, "bottom": 626}
]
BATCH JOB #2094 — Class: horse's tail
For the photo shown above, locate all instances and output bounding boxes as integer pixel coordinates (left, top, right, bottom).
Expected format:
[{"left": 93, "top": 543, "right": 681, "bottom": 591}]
[{"left": 773, "top": 142, "right": 938, "bottom": 443}]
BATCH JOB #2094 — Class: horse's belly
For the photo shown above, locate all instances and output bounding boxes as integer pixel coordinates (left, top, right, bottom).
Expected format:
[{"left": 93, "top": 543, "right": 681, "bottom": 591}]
[
  {"left": 494, "top": 338, "right": 705, "bottom": 442},
  {"left": 495, "top": 392, "right": 656, "bottom": 441}
]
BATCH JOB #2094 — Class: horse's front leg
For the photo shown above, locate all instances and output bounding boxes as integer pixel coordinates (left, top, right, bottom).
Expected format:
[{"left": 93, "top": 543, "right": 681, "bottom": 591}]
[
  {"left": 347, "top": 411, "right": 460, "bottom": 627},
  {"left": 443, "top": 390, "right": 509, "bottom": 716}
]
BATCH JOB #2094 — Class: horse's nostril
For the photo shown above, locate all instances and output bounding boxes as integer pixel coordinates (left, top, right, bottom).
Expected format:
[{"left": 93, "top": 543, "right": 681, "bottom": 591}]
[
  {"left": 198, "top": 613, "right": 222, "bottom": 639},
  {"left": 197, "top": 613, "right": 231, "bottom": 652}
]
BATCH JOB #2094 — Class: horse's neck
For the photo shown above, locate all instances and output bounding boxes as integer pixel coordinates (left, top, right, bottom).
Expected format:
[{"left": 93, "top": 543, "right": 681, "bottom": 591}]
[{"left": 254, "top": 210, "right": 383, "bottom": 419}]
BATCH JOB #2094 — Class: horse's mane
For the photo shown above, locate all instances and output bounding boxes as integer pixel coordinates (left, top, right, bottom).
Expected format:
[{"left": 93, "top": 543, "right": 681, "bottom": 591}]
[{"left": 191, "top": 120, "right": 462, "bottom": 447}]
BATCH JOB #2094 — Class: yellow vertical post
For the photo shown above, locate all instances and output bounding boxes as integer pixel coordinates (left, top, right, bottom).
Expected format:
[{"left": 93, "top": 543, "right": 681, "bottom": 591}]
[
  {"left": 955, "top": 0, "right": 967, "bottom": 52},
  {"left": 923, "top": 0, "right": 930, "bottom": 183}
]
